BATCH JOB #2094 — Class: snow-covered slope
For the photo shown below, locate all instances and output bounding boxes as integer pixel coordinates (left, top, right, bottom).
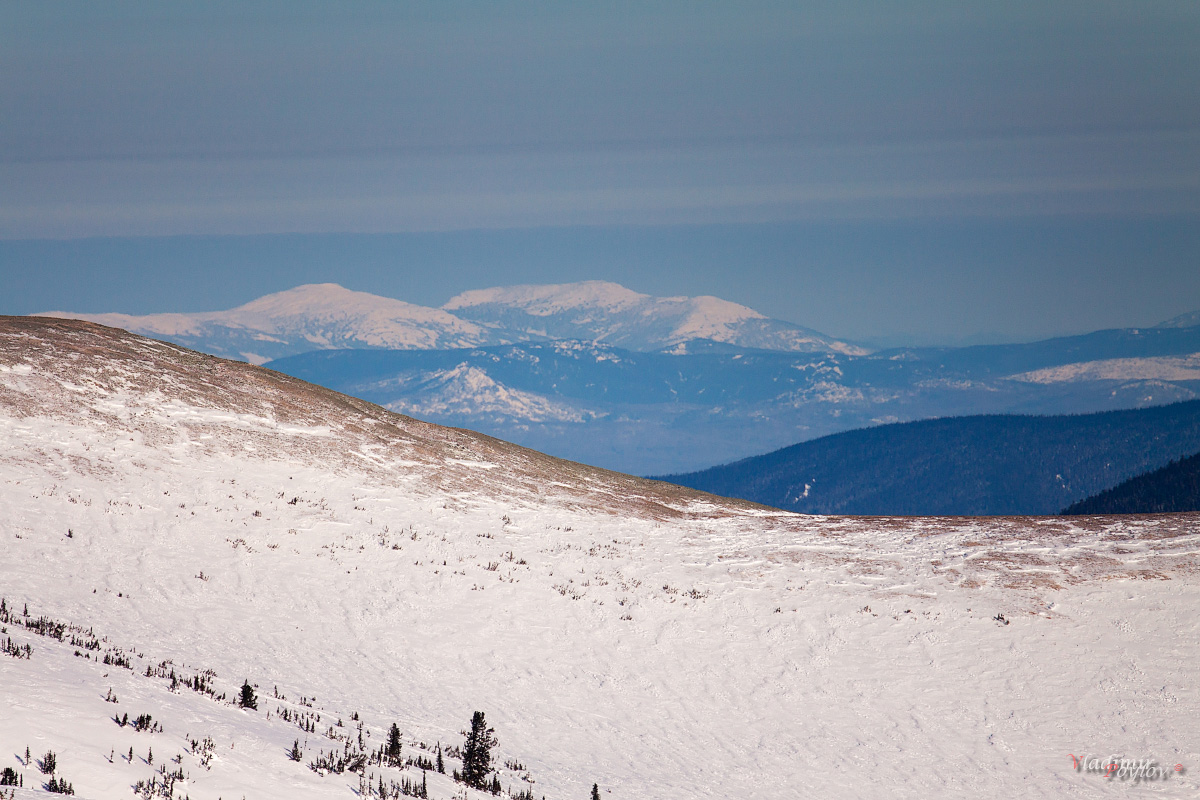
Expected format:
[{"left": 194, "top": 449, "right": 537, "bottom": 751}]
[
  {"left": 2, "top": 317, "right": 1199, "bottom": 799},
  {"left": 37, "top": 283, "right": 501, "bottom": 364},
  {"left": 1009, "top": 354, "right": 1200, "bottom": 384},
  {"left": 444, "top": 281, "right": 869, "bottom": 355},
  {"left": 375, "top": 363, "right": 603, "bottom": 425}
]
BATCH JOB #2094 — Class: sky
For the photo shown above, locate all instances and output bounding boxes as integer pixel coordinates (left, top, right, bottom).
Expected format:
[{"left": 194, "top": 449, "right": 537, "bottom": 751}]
[{"left": 2, "top": 1, "right": 1198, "bottom": 345}]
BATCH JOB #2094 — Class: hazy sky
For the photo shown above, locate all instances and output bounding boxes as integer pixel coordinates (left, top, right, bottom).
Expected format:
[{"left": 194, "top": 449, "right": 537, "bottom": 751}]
[{"left": 2, "top": 1, "right": 1198, "bottom": 344}]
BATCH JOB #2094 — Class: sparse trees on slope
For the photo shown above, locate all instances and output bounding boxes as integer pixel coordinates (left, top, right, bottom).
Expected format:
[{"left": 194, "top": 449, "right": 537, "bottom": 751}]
[{"left": 46, "top": 775, "right": 74, "bottom": 795}]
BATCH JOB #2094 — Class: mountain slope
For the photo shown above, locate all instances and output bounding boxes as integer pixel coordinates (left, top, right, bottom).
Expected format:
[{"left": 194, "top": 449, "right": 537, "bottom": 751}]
[
  {"left": 265, "top": 342, "right": 886, "bottom": 474},
  {"left": 660, "top": 402, "right": 1200, "bottom": 516},
  {"left": 444, "top": 280, "right": 869, "bottom": 355},
  {"left": 3, "top": 317, "right": 1199, "bottom": 799},
  {"left": 1063, "top": 450, "right": 1200, "bottom": 514},
  {"left": 1157, "top": 308, "right": 1200, "bottom": 328},
  {"left": 268, "top": 329, "right": 1200, "bottom": 475},
  {"left": 869, "top": 323, "right": 1200, "bottom": 379},
  {"left": 36, "top": 283, "right": 503, "bottom": 364},
  {"left": 38, "top": 281, "right": 866, "bottom": 366},
  {"left": 37, "top": 285, "right": 1200, "bottom": 475}
]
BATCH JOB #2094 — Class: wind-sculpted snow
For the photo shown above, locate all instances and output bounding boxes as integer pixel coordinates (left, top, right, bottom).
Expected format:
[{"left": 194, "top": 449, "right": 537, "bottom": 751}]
[{"left": 2, "top": 317, "right": 1198, "bottom": 799}]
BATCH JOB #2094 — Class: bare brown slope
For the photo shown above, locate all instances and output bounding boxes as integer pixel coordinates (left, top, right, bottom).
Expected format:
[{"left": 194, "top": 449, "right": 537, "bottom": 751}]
[
  {"left": 2, "top": 315, "right": 766, "bottom": 520},
  {"left": 5, "top": 315, "right": 1199, "bottom": 593}
]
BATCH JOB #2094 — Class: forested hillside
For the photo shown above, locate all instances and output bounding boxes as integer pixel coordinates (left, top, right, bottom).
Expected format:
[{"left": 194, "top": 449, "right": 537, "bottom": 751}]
[
  {"left": 660, "top": 401, "right": 1200, "bottom": 516},
  {"left": 1062, "top": 450, "right": 1200, "bottom": 515}
]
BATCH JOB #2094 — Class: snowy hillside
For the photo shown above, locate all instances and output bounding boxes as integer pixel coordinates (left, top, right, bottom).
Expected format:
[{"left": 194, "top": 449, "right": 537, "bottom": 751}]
[
  {"left": 2, "top": 317, "right": 1199, "bottom": 799},
  {"left": 1009, "top": 354, "right": 1200, "bottom": 384},
  {"left": 444, "top": 281, "right": 869, "bottom": 355},
  {"left": 37, "top": 284, "right": 501, "bottom": 364}
]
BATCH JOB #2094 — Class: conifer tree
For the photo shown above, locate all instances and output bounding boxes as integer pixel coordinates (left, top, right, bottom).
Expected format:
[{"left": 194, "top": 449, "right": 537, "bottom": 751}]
[
  {"left": 239, "top": 680, "right": 257, "bottom": 710},
  {"left": 592, "top": 783, "right": 600, "bottom": 800},
  {"left": 459, "top": 711, "right": 497, "bottom": 789},
  {"left": 386, "top": 723, "right": 402, "bottom": 766},
  {"left": 435, "top": 743, "right": 444, "bottom": 774}
]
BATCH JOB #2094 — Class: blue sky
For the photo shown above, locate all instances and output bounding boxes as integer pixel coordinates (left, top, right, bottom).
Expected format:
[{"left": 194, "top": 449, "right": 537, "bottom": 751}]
[{"left": 2, "top": 1, "right": 1198, "bottom": 344}]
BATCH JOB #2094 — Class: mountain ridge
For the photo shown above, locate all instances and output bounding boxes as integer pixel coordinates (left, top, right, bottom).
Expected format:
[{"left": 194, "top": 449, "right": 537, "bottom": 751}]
[
  {"left": 267, "top": 329, "right": 1200, "bottom": 474},
  {"left": 38, "top": 281, "right": 865, "bottom": 364},
  {"left": 37, "top": 283, "right": 499, "bottom": 364},
  {"left": 34, "top": 286, "right": 1200, "bottom": 474},
  {"left": 443, "top": 280, "right": 867, "bottom": 355}
]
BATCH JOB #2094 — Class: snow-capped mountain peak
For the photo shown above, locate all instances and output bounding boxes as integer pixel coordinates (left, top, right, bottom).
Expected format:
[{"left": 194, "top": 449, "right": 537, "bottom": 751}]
[
  {"left": 444, "top": 280, "right": 651, "bottom": 316},
  {"left": 672, "top": 294, "right": 767, "bottom": 338},
  {"left": 445, "top": 280, "right": 865, "bottom": 355},
  {"left": 37, "top": 283, "right": 497, "bottom": 364},
  {"left": 37, "top": 281, "right": 867, "bottom": 363},
  {"left": 219, "top": 283, "right": 488, "bottom": 344}
]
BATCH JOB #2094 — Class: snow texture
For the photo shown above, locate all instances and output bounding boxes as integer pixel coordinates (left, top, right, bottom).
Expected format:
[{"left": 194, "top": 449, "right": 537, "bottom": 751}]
[{"left": 1, "top": 317, "right": 1198, "bottom": 799}]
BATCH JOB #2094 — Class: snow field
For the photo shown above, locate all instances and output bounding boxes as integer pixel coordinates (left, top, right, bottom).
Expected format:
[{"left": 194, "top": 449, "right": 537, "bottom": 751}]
[{"left": 2, "top": 319, "right": 1198, "bottom": 798}]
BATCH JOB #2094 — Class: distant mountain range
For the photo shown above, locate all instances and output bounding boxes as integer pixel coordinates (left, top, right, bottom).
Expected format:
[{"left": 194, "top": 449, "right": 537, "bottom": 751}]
[
  {"left": 659, "top": 401, "right": 1200, "bottom": 516},
  {"left": 40, "top": 281, "right": 863, "bottom": 364},
  {"left": 268, "top": 323, "right": 1200, "bottom": 473},
  {"left": 38, "top": 282, "right": 1200, "bottom": 474},
  {"left": 443, "top": 281, "right": 866, "bottom": 355},
  {"left": 1062, "top": 450, "right": 1200, "bottom": 515}
]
